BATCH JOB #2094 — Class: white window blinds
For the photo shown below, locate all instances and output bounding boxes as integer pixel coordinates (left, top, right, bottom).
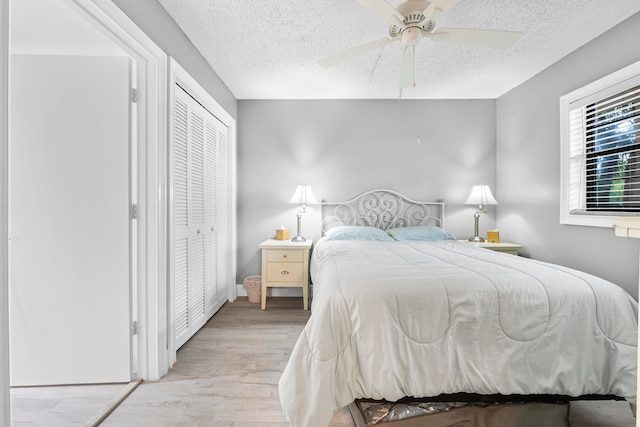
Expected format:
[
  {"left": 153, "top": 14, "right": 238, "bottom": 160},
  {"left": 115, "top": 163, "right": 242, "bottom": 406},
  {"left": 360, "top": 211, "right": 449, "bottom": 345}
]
[
  {"left": 568, "top": 83, "right": 640, "bottom": 214},
  {"left": 561, "top": 61, "right": 640, "bottom": 226}
]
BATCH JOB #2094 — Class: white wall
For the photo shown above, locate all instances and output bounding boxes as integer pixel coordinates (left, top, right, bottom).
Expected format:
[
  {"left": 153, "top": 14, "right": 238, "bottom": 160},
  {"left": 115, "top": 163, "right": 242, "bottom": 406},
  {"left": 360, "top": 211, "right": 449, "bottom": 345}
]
[
  {"left": 111, "top": 0, "right": 237, "bottom": 119},
  {"left": 236, "top": 99, "right": 497, "bottom": 283},
  {"left": 496, "top": 12, "right": 640, "bottom": 298},
  {"left": 1, "top": 1, "right": 10, "bottom": 425}
]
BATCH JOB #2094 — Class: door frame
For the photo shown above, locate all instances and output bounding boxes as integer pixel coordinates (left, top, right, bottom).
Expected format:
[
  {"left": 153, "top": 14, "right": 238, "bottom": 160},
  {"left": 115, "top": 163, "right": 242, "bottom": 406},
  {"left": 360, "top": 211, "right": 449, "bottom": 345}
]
[
  {"left": 2, "top": 0, "right": 170, "bottom": 388},
  {"left": 61, "top": 0, "right": 170, "bottom": 381},
  {"left": 0, "top": 0, "right": 169, "bottom": 422}
]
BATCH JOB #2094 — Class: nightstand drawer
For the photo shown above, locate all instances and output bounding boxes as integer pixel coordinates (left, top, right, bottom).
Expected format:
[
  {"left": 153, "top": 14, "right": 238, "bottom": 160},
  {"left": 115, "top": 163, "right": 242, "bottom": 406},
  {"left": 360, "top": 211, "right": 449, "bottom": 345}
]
[
  {"left": 267, "top": 249, "right": 304, "bottom": 263},
  {"left": 266, "top": 262, "right": 303, "bottom": 282}
]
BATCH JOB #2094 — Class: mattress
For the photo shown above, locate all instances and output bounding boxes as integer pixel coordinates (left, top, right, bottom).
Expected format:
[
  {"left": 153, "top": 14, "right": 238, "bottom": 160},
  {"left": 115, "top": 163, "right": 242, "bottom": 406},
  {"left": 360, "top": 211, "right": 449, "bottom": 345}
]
[{"left": 278, "top": 239, "right": 638, "bottom": 427}]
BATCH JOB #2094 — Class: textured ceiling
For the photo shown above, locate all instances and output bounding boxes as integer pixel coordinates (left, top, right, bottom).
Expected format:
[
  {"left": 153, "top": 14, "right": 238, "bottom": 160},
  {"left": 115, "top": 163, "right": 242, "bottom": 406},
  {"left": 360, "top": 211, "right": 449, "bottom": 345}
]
[{"left": 158, "top": 0, "right": 640, "bottom": 100}]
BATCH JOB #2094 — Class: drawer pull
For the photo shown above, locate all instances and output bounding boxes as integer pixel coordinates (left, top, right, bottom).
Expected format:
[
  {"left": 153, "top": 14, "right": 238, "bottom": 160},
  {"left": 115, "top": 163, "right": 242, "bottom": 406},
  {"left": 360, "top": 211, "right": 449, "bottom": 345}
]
[{"left": 281, "top": 270, "right": 290, "bottom": 275}]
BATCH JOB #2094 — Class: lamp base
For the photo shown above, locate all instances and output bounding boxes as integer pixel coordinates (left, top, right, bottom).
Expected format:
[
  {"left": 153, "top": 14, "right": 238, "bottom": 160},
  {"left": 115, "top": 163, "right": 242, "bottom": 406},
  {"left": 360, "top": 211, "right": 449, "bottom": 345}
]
[
  {"left": 469, "top": 211, "right": 485, "bottom": 243},
  {"left": 291, "top": 236, "right": 306, "bottom": 242}
]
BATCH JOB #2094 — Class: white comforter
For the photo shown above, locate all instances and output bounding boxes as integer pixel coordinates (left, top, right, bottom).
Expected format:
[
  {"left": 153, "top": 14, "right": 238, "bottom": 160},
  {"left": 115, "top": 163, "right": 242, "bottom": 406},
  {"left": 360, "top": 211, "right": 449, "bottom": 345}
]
[{"left": 278, "top": 239, "right": 638, "bottom": 427}]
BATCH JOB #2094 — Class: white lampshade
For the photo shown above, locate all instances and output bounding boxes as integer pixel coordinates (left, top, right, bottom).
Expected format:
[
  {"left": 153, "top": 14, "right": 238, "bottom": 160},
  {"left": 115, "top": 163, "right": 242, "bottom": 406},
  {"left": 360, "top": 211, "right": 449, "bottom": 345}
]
[
  {"left": 465, "top": 184, "right": 498, "bottom": 207},
  {"left": 289, "top": 185, "right": 317, "bottom": 205}
]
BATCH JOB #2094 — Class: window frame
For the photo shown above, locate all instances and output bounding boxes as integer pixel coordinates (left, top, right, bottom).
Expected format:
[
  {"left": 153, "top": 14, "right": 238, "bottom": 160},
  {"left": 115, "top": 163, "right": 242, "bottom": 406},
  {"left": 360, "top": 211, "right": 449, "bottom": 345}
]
[{"left": 560, "top": 60, "right": 640, "bottom": 227}]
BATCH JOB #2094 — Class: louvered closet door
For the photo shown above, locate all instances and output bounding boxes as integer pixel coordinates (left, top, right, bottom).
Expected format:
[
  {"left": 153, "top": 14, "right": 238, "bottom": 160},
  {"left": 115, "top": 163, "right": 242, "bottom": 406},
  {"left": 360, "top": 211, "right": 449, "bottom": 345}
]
[
  {"left": 203, "top": 119, "right": 218, "bottom": 315},
  {"left": 215, "top": 122, "right": 229, "bottom": 307},
  {"left": 189, "top": 105, "right": 207, "bottom": 334},
  {"left": 204, "top": 116, "right": 229, "bottom": 313},
  {"left": 173, "top": 84, "right": 229, "bottom": 349},
  {"left": 173, "top": 89, "right": 191, "bottom": 347}
]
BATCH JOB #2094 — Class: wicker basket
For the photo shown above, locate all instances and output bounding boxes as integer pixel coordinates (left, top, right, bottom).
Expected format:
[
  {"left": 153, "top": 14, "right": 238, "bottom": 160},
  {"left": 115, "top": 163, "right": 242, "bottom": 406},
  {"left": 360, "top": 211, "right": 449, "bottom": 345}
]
[{"left": 243, "top": 275, "right": 262, "bottom": 303}]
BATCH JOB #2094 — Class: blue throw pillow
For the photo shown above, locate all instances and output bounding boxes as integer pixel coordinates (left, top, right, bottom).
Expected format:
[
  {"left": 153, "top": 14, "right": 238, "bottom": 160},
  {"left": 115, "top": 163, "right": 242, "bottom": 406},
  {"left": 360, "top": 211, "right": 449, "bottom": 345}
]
[
  {"left": 386, "top": 226, "right": 456, "bottom": 241},
  {"left": 325, "top": 225, "right": 394, "bottom": 241}
]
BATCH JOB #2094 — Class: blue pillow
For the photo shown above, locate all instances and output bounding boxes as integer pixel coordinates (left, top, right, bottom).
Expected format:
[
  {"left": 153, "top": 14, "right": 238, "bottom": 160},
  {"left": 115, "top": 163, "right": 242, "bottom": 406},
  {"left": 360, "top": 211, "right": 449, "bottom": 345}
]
[
  {"left": 325, "top": 225, "right": 394, "bottom": 241},
  {"left": 386, "top": 226, "right": 456, "bottom": 241}
]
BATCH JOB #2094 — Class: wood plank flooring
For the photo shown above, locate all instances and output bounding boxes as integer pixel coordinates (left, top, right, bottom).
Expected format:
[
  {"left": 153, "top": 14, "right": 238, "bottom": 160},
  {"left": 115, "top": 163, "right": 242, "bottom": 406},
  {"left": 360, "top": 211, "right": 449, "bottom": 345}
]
[
  {"left": 102, "top": 297, "right": 353, "bottom": 426},
  {"left": 11, "top": 383, "right": 129, "bottom": 425},
  {"left": 11, "top": 297, "right": 636, "bottom": 426}
]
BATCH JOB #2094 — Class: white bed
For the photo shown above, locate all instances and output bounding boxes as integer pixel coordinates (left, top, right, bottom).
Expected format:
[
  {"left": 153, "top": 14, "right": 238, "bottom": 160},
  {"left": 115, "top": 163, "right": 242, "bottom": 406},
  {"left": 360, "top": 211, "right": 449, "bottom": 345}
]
[{"left": 278, "top": 190, "right": 638, "bottom": 427}]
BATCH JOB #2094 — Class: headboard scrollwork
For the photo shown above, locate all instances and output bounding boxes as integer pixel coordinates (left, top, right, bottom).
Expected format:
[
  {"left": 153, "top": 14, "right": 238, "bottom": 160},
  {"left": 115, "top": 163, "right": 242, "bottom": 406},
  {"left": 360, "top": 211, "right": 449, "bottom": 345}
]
[{"left": 321, "top": 189, "right": 445, "bottom": 234}]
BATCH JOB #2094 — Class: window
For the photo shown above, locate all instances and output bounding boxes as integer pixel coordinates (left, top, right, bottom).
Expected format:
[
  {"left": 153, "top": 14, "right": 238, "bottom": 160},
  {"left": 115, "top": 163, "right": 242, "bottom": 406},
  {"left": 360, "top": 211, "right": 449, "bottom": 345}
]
[{"left": 560, "top": 61, "right": 640, "bottom": 227}]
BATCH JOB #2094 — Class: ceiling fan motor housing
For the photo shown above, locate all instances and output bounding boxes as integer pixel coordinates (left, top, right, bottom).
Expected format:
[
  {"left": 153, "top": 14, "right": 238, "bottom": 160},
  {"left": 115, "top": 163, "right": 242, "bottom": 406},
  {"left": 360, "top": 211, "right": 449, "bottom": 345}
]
[{"left": 389, "top": 0, "right": 436, "bottom": 42}]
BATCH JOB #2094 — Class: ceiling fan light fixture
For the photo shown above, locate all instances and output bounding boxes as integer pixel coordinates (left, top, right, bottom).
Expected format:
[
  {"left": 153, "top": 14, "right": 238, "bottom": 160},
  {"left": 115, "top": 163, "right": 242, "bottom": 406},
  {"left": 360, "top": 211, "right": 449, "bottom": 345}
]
[{"left": 401, "top": 26, "right": 423, "bottom": 46}]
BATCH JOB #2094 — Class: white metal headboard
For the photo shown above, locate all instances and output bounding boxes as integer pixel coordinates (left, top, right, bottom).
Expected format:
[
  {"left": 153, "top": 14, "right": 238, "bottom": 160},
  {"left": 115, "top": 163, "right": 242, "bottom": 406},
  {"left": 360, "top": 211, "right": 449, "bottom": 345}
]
[{"left": 321, "top": 189, "right": 445, "bottom": 234}]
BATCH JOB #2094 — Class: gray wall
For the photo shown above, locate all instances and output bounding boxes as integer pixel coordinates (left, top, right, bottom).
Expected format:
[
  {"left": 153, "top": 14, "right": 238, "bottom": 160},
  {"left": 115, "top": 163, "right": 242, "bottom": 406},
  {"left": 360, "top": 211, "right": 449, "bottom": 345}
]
[
  {"left": 496, "top": 12, "right": 640, "bottom": 298},
  {"left": 237, "top": 99, "right": 497, "bottom": 283},
  {"left": 112, "top": 0, "right": 237, "bottom": 118},
  {"left": 114, "top": 1, "right": 640, "bottom": 299}
]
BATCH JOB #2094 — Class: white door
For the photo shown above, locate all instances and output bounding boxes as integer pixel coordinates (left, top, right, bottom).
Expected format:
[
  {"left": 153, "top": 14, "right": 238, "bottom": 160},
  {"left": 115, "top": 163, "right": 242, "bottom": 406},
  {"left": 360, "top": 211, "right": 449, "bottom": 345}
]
[
  {"left": 173, "top": 85, "right": 207, "bottom": 348},
  {"left": 9, "top": 55, "right": 132, "bottom": 385}
]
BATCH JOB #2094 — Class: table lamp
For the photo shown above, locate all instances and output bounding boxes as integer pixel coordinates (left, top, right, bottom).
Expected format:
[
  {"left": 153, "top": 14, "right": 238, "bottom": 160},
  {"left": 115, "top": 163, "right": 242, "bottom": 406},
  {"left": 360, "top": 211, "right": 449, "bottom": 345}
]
[
  {"left": 289, "top": 185, "right": 317, "bottom": 242},
  {"left": 465, "top": 184, "right": 498, "bottom": 242}
]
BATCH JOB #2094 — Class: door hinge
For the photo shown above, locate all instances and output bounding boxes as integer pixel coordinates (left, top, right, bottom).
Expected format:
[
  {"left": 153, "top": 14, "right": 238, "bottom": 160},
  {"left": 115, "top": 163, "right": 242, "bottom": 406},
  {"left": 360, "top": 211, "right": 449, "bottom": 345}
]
[
  {"left": 130, "top": 203, "right": 138, "bottom": 219},
  {"left": 132, "top": 320, "right": 138, "bottom": 336},
  {"left": 131, "top": 88, "right": 138, "bottom": 104}
]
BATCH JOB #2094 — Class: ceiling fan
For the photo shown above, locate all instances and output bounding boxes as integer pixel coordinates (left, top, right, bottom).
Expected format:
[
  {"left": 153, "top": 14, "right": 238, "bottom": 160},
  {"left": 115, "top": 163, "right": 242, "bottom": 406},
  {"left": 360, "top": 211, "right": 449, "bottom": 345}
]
[{"left": 318, "top": 0, "right": 522, "bottom": 90}]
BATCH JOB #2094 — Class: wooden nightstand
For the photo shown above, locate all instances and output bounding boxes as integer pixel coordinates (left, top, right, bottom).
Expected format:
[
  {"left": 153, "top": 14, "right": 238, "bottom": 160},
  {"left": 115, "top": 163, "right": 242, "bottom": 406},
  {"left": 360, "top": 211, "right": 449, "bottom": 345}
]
[
  {"left": 459, "top": 240, "right": 522, "bottom": 255},
  {"left": 259, "top": 239, "right": 312, "bottom": 310}
]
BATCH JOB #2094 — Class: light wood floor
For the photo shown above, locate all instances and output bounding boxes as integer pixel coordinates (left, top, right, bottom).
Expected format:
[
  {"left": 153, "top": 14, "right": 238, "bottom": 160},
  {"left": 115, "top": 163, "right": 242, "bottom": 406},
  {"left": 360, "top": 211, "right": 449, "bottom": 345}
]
[
  {"left": 102, "top": 297, "right": 353, "bottom": 427},
  {"left": 11, "top": 382, "right": 129, "bottom": 425},
  {"left": 11, "top": 297, "right": 636, "bottom": 426}
]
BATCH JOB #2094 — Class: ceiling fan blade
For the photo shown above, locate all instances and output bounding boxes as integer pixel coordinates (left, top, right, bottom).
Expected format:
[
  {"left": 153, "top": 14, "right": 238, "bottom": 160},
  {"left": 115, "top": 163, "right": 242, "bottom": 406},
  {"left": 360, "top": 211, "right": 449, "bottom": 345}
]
[
  {"left": 354, "top": 0, "right": 404, "bottom": 25},
  {"left": 427, "top": 28, "right": 522, "bottom": 49},
  {"left": 399, "top": 45, "right": 416, "bottom": 89},
  {"left": 422, "top": 0, "right": 462, "bottom": 21},
  {"left": 318, "top": 37, "right": 397, "bottom": 67}
]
